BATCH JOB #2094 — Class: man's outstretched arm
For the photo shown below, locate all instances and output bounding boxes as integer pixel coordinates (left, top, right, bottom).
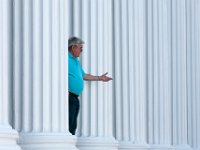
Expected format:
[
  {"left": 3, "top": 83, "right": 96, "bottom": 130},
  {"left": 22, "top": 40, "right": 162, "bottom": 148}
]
[{"left": 83, "top": 72, "right": 112, "bottom": 82}]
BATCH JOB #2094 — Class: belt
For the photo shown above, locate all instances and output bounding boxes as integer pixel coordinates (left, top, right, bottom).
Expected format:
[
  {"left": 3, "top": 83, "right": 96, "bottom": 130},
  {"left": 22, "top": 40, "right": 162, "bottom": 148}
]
[{"left": 69, "top": 92, "right": 79, "bottom": 98}]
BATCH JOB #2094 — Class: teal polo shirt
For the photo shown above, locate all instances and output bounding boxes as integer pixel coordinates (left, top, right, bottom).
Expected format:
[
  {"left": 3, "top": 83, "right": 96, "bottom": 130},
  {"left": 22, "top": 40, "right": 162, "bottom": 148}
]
[{"left": 68, "top": 52, "right": 86, "bottom": 95}]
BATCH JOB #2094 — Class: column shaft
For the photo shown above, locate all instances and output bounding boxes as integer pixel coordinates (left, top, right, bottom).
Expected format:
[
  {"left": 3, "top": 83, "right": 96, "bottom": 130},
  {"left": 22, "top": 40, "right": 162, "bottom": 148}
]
[
  {"left": 114, "top": 0, "right": 123, "bottom": 142},
  {"left": 186, "top": 0, "right": 200, "bottom": 149},
  {"left": 81, "top": 0, "right": 90, "bottom": 137},
  {"left": 32, "top": 0, "right": 42, "bottom": 132},
  {"left": 97, "top": 0, "right": 104, "bottom": 137},
  {"left": 77, "top": 0, "right": 118, "bottom": 149},
  {"left": 43, "top": 0, "right": 52, "bottom": 132},
  {"left": 114, "top": 0, "right": 148, "bottom": 149},
  {"left": 0, "top": 0, "right": 21, "bottom": 149},
  {"left": 147, "top": 0, "right": 173, "bottom": 147},
  {"left": 14, "top": 0, "right": 22, "bottom": 132},
  {"left": 128, "top": 0, "right": 135, "bottom": 143},
  {"left": 121, "top": 0, "right": 130, "bottom": 141},
  {"left": 2, "top": 0, "right": 10, "bottom": 126},
  {"left": 147, "top": 0, "right": 154, "bottom": 145},
  {"left": 60, "top": 0, "right": 68, "bottom": 132},
  {"left": 106, "top": 0, "right": 114, "bottom": 137},
  {"left": 152, "top": 0, "right": 159, "bottom": 144},
  {"left": 0, "top": 0, "right": 3, "bottom": 125},
  {"left": 52, "top": 0, "right": 60, "bottom": 132},
  {"left": 22, "top": 0, "right": 33, "bottom": 132},
  {"left": 14, "top": 0, "right": 78, "bottom": 149},
  {"left": 134, "top": 0, "right": 147, "bottom": 145},
  {"left": 197, "top": 2, "right": 200, "bottom": 148},
  {"left": 172, "top": 0, "right": 191, "bottom": 149},
  {"left": 90, "top": 0, "right": 98, "bottom": 137}
]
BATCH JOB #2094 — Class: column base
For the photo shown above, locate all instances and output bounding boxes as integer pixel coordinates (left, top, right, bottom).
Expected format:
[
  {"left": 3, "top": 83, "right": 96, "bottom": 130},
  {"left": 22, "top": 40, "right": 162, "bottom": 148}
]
[
  {"left": 193, "top": 147, "right": 200, "bottom": 150},
  {"left": 0, "top": 126, "right": 21, "bottom": 150},
  {"left": 77, "top": 136, "right": 118, "bottom": 150},
  {"left": 149, "top": 144, "right": 175, "bottom": 150},
  {"left": 174, "top": 144, "right": 193, "bottom": 150},
  {"left": 119, "top": 143, "right": 192, "bottom": 150},
  {"left": 119, "top": 141, "right": 149, "bottom": 150},
  {"left": 18, "top": 132, "right": 78, "bottom": 150}
]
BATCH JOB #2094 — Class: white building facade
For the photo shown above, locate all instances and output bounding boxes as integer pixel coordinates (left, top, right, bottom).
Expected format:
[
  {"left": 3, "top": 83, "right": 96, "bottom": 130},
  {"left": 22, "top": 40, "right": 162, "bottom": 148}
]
[{"left": 0, "top": 0, "right": 200, "bottom": 150}]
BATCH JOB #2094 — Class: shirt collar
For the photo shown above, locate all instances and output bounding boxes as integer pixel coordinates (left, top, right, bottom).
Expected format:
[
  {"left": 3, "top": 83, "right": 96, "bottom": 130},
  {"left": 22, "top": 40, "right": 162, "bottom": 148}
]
[
  {"left": 68, "top": 51, "right": 79, "bottom": 62},
  {"left": 69, "top": 52, "right": 75, "bottom": 59}
]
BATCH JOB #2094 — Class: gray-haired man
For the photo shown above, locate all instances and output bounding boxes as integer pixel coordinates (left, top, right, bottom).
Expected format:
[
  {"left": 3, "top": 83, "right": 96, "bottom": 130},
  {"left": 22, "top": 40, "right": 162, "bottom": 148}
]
[{"left": 68, "top": 36, "right": 112, "bottom": 135}]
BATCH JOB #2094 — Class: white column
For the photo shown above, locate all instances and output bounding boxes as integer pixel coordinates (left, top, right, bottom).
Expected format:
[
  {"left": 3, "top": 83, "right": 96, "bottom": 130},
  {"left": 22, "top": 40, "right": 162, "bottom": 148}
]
[
  {"left": 197, "top": 1, "right": 200, "bottom": 149},
  {"left": 0, "top": 0, "right": 21, "bottom": 149},
  {"left": 114, "top": 0, "right": 134, "bottom": 148},
  {"left": 133, "top": 0, "right": 148, "bottom": 147},
  {"left": 13, "top": 0, "right": 78, "bottom": 149},
  {"left": 121, "top": 0, "right": 130, "bottom": 143},
  {"left": 114, "top": 0, "right": 123, "bottom": 143},
  {"left": 77, "top": 0, "right": 118, "bottom": 149},
  {"left": 127, "top": 0, "right": 135, "bottom": 145},
  {"left": 32, "top": 0, "right": 42, "bottom": 133},
  {"left": 147, "top": 1, "right": 173, "bottom": 149},
  {"left": 186, "top": 0, "right": 200, "bottom": 150},
  {"left": 80, "top": 0, "right": 90, "bottom": 137},
  {"left": 97, "top": 0, "right": 104, "bottom": 137},
  {"left": 13, "top": 0, "right": 22, "bottom": 132},
  {"left": 114, "top": 0, "right": 148, "bottom": 149},
  {"left": 152, "top": 0, "right": 159, "bottom": 146},
  {"left": 186, "top": 0, "right": 193, "bottom": 148},
  {"left": 106, "top": 0, "right": 115, "bottom": 139},
  {"left": 159, "top": 0, "right": 172, "bottom": 147},
  {"left": 146, "top": 0, "right": 154, "bottom": 146},
  {"left": 22, "top": 0, "right": 33, "bottom": 133},
  {"left": 60, "top": 0, "right": 68, "bottom": 133},
  {"left": 89, "top": 0, "right": 98, "bottom": 137},
  {"left": 171, "top": 0, "right": 192, "bottom": 149}
]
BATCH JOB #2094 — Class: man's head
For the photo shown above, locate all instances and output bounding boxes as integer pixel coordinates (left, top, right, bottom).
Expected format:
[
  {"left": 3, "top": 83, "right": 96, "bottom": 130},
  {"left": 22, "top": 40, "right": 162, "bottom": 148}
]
[{"left": 68, "top": 36, "right": 85, "bottom": 57}]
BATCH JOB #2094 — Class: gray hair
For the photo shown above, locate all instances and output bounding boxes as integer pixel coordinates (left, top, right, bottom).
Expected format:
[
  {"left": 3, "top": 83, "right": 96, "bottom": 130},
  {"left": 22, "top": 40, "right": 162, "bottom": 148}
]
[{"left": 68, "top": 36, "right": 85, "bottom": 48}]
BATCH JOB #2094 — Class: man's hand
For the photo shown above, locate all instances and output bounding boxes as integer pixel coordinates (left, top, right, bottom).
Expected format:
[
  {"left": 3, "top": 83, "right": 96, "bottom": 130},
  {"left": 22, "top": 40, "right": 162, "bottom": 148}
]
[{"left": 99, "top": 72, "right": 112, "bottom": 82}]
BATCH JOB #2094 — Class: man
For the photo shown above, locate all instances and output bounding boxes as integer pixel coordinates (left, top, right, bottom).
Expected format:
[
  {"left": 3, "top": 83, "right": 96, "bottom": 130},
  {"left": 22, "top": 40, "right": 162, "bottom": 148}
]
[{"left": 68, "top": 36, "right": 112, "bottom": 135}]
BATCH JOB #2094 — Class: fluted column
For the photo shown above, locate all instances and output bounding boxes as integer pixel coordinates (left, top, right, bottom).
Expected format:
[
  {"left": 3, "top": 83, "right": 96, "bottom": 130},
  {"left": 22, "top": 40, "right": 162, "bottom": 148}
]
[
  {"left": 186, "top": 0, "right": 200, "bottom": 150},
  {"left": 0, "top": 0, "right": 21, "bottom": 149},
  {"left": 171, "top": 0, "right": 192, "bottom": 149},
  {"left": 121, "top": 0, "right": 130, "bottom": 143},
  {"left": 114, "top": 0, "right": 132, "bottom": 148},
  {"left": 133, "top": 0, "right": 147, "bottom": 147},
  {"left": 114, "top": 0, "right": 148, "bottom": 149},
  {"left": 79, "top": 0, "right": 89, "bottom": 137},
  {"left": 146, "top": 0, "right": 173, "bottom": 149},
  {"left": 13, "top": 0, "right": 77, "bottom": 149},
  {"left": 75, "top": 0, "right": 118, "bottom": 149},
  {"left": 197, "top": 1, "right": 200, "bottom": 149},
  {"left": 114, "top": 0, "right": 123, "bottom": 143}
]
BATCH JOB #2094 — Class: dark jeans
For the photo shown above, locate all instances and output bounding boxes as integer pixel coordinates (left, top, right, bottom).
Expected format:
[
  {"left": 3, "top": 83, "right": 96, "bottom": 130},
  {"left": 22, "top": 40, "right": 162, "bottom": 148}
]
[{"left": 68, "top": 94, "right": 80, "bottom": 135}]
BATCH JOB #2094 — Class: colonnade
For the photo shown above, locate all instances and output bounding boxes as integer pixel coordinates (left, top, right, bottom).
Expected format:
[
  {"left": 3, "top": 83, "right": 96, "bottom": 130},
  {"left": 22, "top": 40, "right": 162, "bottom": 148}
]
[{"left": 0, "top": 0, "right": 200, "bottom": 150}]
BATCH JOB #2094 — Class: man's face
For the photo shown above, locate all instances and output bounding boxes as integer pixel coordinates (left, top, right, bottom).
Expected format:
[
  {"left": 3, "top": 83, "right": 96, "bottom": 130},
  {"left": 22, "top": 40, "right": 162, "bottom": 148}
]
[{"left": 71, "top": 44, "right": 83, "bottom": 57}]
